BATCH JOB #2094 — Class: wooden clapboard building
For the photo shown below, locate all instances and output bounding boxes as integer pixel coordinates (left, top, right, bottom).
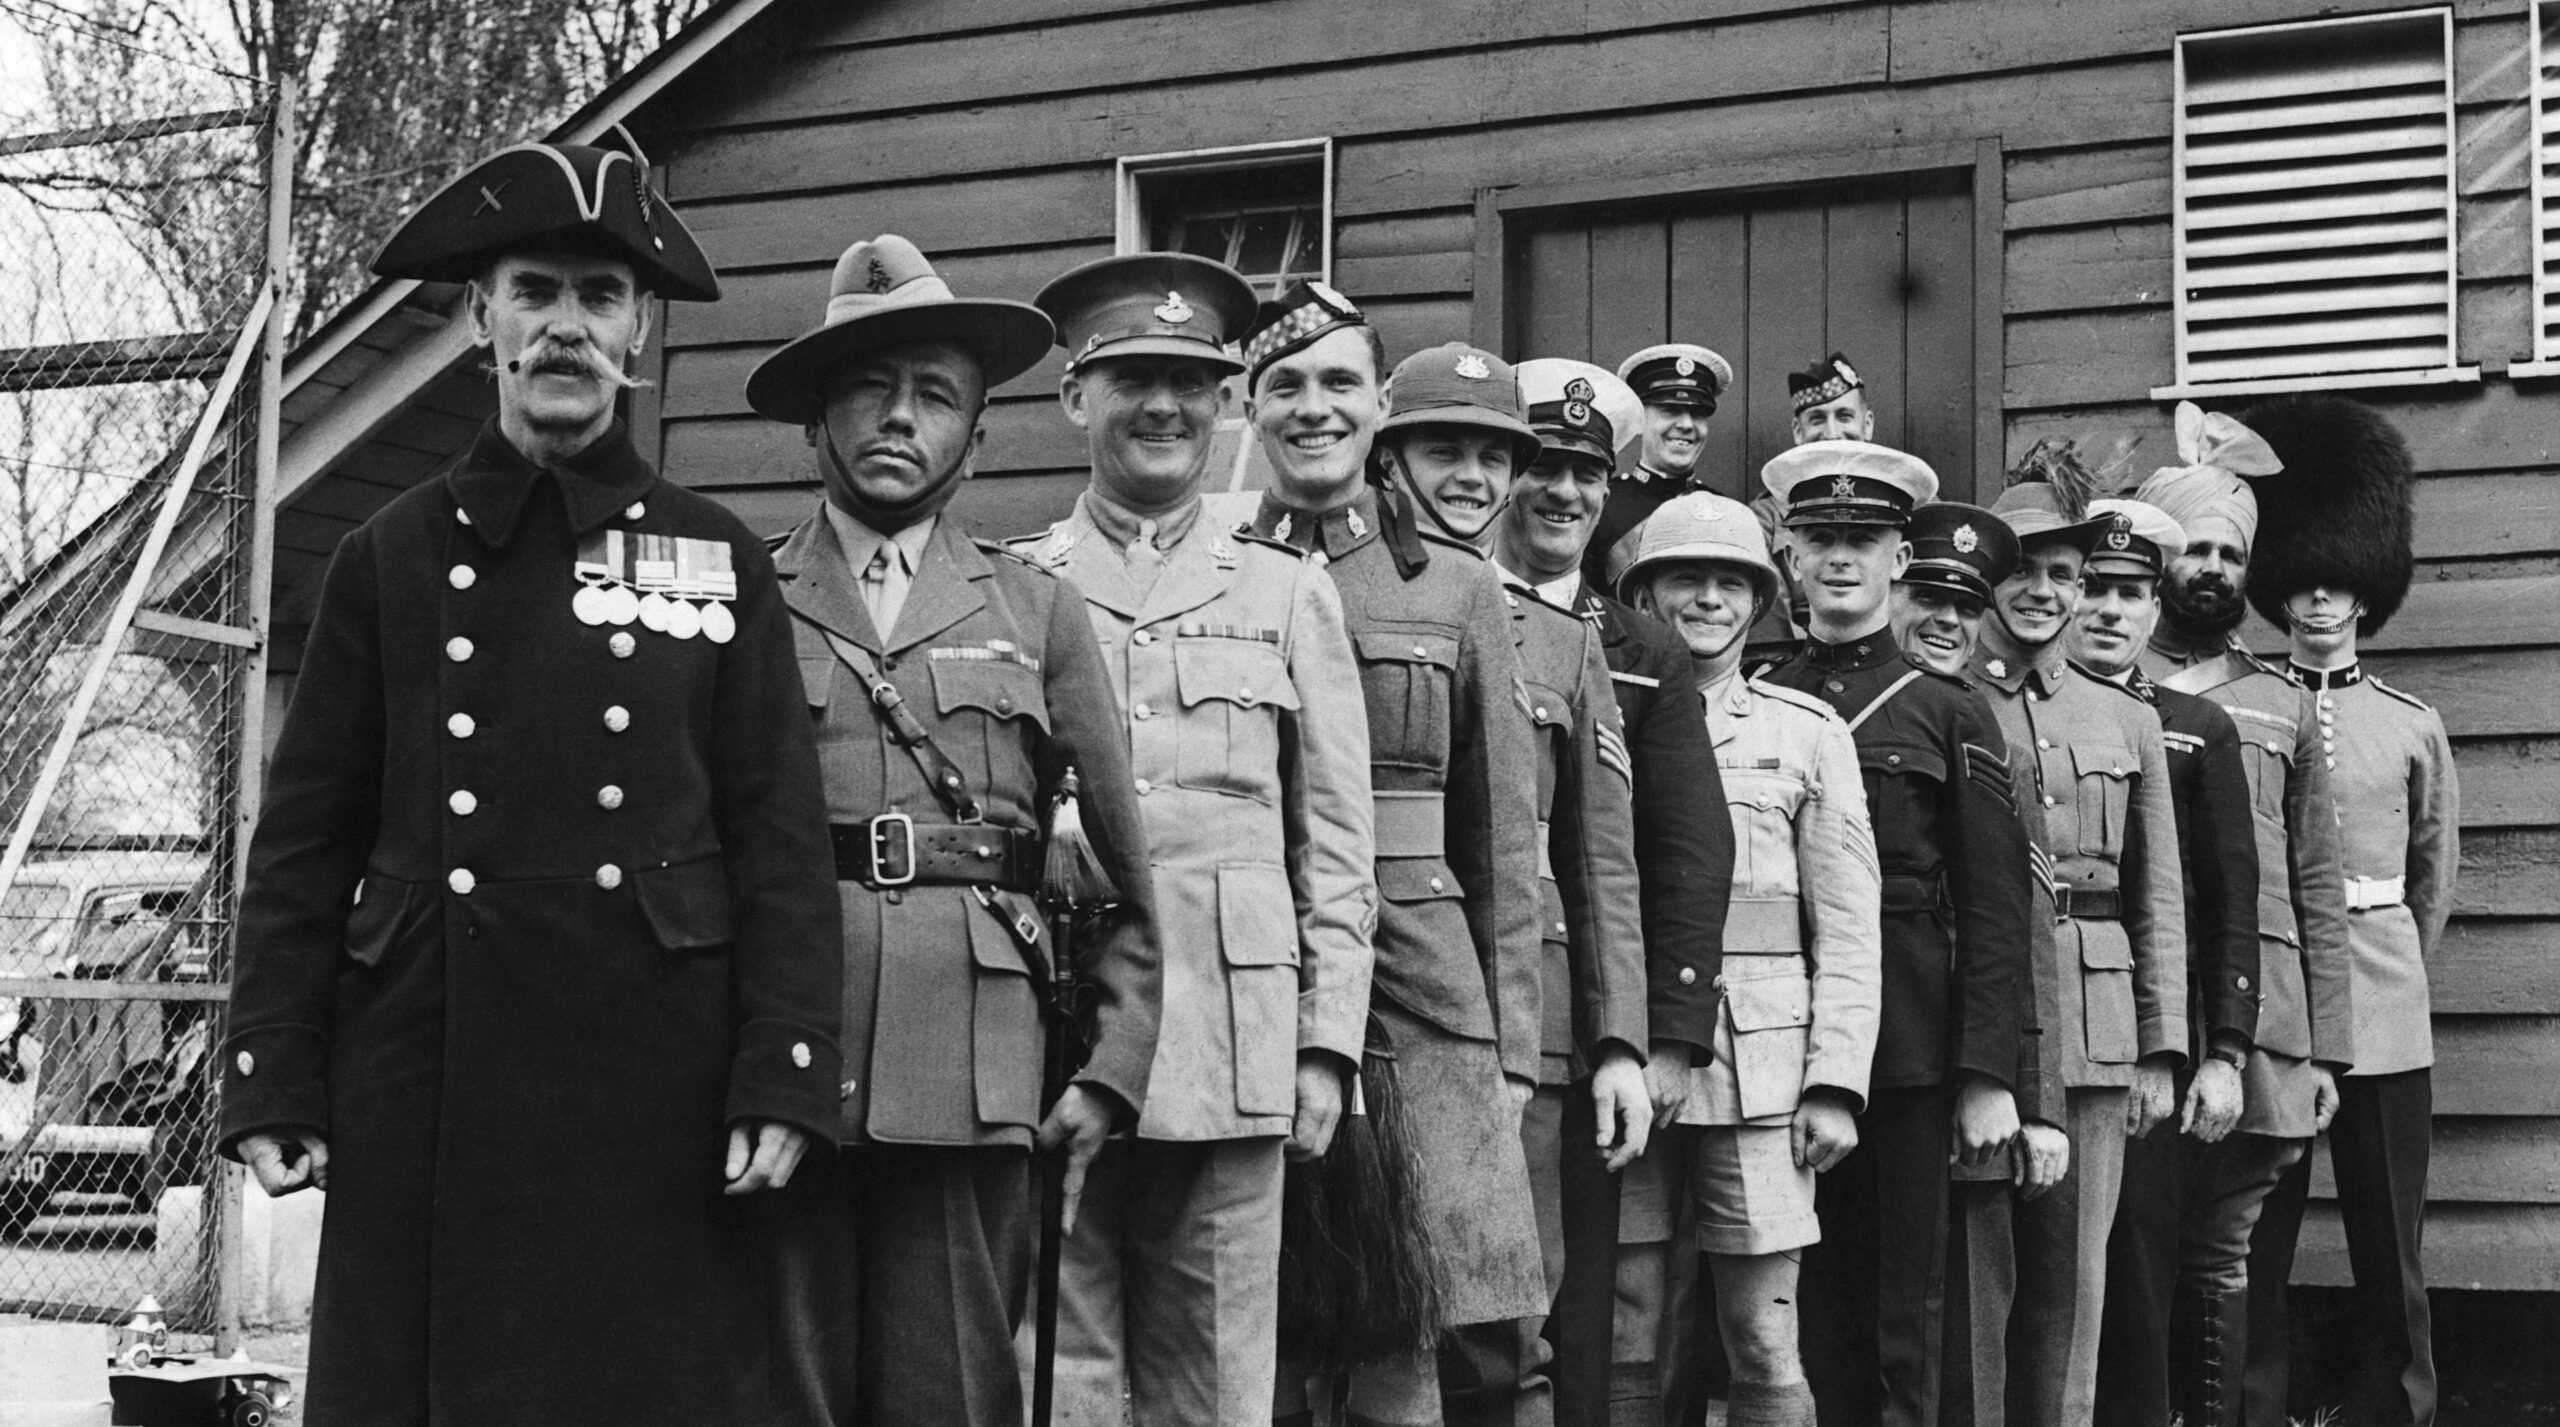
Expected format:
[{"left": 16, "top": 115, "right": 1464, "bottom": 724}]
[{"left": 270, "top": 0, "right": 2560, "bottom": 1288}]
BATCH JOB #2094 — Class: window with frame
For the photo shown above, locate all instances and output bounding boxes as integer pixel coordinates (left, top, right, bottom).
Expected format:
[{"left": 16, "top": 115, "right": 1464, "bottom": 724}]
[
  {"left": 2524, "top": 1, "right": 2560, "bottom": 371},
  {"left": 2156, "top": 9, "right": 2477, "bottom": 398}
]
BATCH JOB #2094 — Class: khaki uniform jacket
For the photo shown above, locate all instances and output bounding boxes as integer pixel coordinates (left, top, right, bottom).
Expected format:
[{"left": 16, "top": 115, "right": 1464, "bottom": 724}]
[
  {"left": 1678, "top": 672, "right": 1882, "bottom": 1125},
  {"left": 2143, "top": 639, "right": 2352, "bottom": 1138},
  {"left": 2290, "top": 667, "right": 2457, "bottom": 1077},
  {"left": 1971, "top": 649, "right": 2188, "bottom": 1084},
  {"left": 1244, "top": 492, "right": 1546, "bottom": 1081},
  {"left": 773, "top": 512, "right": 1163, "bottom": 1147},
  {"left": 1017, "top": 495, "right": 1375, "bottom": 1141},
  {"left": 1500, "top": 575, "right": 1648, "bottom": 1085}
]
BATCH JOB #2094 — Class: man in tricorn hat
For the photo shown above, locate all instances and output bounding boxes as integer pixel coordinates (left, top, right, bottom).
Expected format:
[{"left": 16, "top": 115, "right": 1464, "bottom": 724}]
[
  {"left": 1583, "top": 342, "right": 1735, "bottom": 592},
  {"left": 2127, "top": 404, "right": 2352, "bottom": 1427},
  {"left": 742, "top": 236, "right": 1164, "bottom": 1426},
  {"left": 1756, "top": 441, "right": 2038, "bottom": 1427},
  {"left": 1231, "top": 290, "right": 1545, "bottom": 1427},
  {"left": 1014, "top": 254, "right": 1376, "bottom": 1427},
  {"left": 2238, "top": 398, "right": 2455, "bottom": 1427},
  {"left": 2072, "top": 496, "right": 2269, "bottom": 1427},
  {"left": 218, "top": 131, "right": 844, "bottom": 1424},
  {"left": 1970, "top": 466, "right": 2190, "bottom": 1427},
  {"left": 1614, "top": 491, "right": 1882, "bottom": 1427}
]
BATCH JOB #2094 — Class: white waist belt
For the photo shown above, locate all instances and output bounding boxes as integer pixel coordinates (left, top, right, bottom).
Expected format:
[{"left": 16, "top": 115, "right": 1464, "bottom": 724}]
[{"left": 2344, "top": 874, "right": 2405, "bottom": 911}]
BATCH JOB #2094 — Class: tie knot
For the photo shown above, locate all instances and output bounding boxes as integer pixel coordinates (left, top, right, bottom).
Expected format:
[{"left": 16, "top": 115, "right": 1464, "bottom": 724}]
[
  {"left": 865, "top": 546, "right": 894, "bottom": 580},
  {"left": 1136, "top": 518, "right": 1159, "bottom": 548}
]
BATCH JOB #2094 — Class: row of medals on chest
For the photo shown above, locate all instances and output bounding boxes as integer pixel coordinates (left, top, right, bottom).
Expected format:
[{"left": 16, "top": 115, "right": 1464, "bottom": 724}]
[{"left": 572, "top": 529, "right": 739, "bottom": 643}]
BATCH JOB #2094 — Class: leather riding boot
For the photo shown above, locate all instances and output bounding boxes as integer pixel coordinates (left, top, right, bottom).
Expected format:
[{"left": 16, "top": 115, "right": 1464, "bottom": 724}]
[{"left": 2173, "top": 1283, "right": 2247, "bottom": 1427}]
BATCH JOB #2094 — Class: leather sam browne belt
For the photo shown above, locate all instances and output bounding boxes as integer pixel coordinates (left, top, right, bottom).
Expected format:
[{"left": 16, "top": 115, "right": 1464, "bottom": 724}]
[
  {"left": 2052, "top": 883, "right": 2123, "bottom": 920},
  {"left": 832, "top": 816, "right": 1042, "bottom": 892}
]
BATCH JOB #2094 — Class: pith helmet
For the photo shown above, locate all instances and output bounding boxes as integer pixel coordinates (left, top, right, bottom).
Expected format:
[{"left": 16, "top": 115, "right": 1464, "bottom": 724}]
[{"left": 1616, "top": 490, "right": 1782, "bottom": 614}]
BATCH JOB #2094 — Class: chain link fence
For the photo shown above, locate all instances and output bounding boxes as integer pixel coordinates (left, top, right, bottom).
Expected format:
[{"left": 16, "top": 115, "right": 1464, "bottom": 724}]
[{"left": 0, "top": 36, "right": 283, "bottom": 1332}]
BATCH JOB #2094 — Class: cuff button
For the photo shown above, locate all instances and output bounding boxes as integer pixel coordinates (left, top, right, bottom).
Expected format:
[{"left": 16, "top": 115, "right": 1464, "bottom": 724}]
[
  {"left": 234, "top": 1051, "right": 255, "bottom": 1077},
  {"left": 791, "top": 1042, "right": 813, "bottom": 1069}
]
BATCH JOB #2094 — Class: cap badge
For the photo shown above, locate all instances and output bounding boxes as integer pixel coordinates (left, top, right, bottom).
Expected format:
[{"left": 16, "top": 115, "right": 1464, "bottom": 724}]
[
  {"left": 1565, "top": 400, "right": 1592, "bottom": 425},
  {"left": 1953, "top": 523, "right": 1979, "bottom": 553},
  {"left": 473, "top": 180, "right": 509, "bottom": 217},
  {"left": 1454, "top": 353, "right": 1492, "bottom": 380},
  {"left": 2106, "top": 528, "right": 2132, "bottom": 550},
  {"left": 1674, "top": 356, "right": 1696, "bottom": 377},
  {"left": 1154, "top": 290, "right": 1194, "bottom": 324},
  {"left": 1830, "top": 474, "right": 1858, "bottom": 500},
  {"left": 866, "top": 256, "right": 893, "bottom": 294},
  {"left": 1309, "top": 280, "right": 1352, "bottom": 312},
  {"left": 1565, "top": 377, "right": 1595, "bottom": 402},
  {"left": 1836, "top": 359, "right": 1861, "bottom": 385}
]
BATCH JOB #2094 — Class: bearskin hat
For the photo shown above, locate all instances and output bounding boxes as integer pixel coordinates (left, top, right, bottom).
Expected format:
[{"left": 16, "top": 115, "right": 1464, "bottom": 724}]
[{"left": 2235, "top": 396, "right": 2416, "bottom": 637}]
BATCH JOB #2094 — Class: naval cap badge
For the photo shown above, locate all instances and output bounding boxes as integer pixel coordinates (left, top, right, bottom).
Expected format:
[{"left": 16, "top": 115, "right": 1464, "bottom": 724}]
[
  {"left": 1154, "top": 290, "right": 1194, "bottom": 324},
  {"left": 1565, "top": 377, "right": 1595, "bottom": 402},
  {"left": 1953, "top": 523, "right": 1980, "bottom": 554},
  {"left": 1830, "top": 474, "right": 1858, "bottom": 500},
  {"left": 1674, "top": 356, "right": 1696, "bottom": 376},
  {"left": 1454, "top": 352, "right": 1492, "bottom": 380}
]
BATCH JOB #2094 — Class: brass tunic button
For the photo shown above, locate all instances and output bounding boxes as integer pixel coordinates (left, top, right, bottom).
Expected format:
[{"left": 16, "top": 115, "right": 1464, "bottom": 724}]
[
  {"left": 448, "top": 868, "right": 476, "bottom": 894},
  {"left": 996, "top": 695, "right": 1014, "bottom": 713},
  {"left": 449, "top": 565, "right": 476, "bottom": 591},
  {"left": 454, "top": 507, "right": 473, "bottom": 526},
  {"left": 1533, "top": 706, "right": 1549, "bottom": 720},
  {"left": 1887, "top": 753, "right": 1902, "bottom": 766},
  {"left": 597, "top": 785, "right": 624, "bottom": 810},
  {"left": 447, "top": 713, "right": 475, "bottom": 738},
  {"left": 1239, "top": 686, "right": 1254, "bottom": 701},
  {"left": 1554, "top": 920, "right": 1568, "bottom": 934},
  {"left": 446, "top": 636, "right": 474, "bottom": 662},
  {"left": 791, "top": 1042, "right": 812, "bottom": 1070},
  {"left": 2235, "top": 975, "right": 2251, "bottom": 991},
  {"left": 626, "top": 502, "right": 646, "bottom": 520},
  {"left": 2042, "top": 794, "right": 2058, "bottom": 808},
  {"left": 595, "top": 864, "right": 623, "bottom": 890},
  {"left": 1412, "top": 645, "right": 1429, "bottom": 658},
  {"left": 1134, "top": 703, "right": 1154, "bottom": 720},
  {"left": 2037, "top": 738, "right": 2052, "bottom": 751},
  {"left": 235, "top": 1051, "right": 255, "bottom": 1077},
  {"left": 604, "top": 705, "right": 630, "bottom": 733},
  {"left": 1134, "top": 778, "right": 1153, "bottom": 795},
  {"left": 1428, "top": 876, "right": 1446, "bottom": 892},
  {"left": 610, "top": 632, "right": 636, "bottom": 659},
  {"left": 1678, "top": 967, "right": 1698, "bottom": 986},
  {"left": 1133, "top": 630, "right": 1155, "bottom": 646},
  {"left": 448, "top": 790, "right": 477, "bottom": 815},
  {"left": 884, "top": 889, "right": 902, "bottom": 904}
]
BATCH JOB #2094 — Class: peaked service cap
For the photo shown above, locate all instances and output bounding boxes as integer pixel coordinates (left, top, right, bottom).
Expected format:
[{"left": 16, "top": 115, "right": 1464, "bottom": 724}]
[
  {"left": 1616, "top": 343, "right": 1733, "bottom": 411},
  {"left": 1517, "top": 358, "right": 1643, "bottom": 465},
  {"left": 1034, "top": 253, "right": 1257, "bottom": 375},
  {"left": 1900, "top": 501, "right": 2018, "bottom": 608},
  {"left": 1761, "top": 440, "right": 1938, "bottom": 527}
]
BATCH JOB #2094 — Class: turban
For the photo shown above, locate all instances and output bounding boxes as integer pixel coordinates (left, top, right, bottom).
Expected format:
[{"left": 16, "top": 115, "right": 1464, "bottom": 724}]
[{"left": 2132, "top": 401, "right": 2281, "bottom": 551}]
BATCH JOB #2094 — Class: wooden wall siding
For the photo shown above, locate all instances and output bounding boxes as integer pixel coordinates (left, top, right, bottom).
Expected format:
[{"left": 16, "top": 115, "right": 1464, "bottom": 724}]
[{"left": 606, "top": 0, "right": 2560, "bottom": 1285}]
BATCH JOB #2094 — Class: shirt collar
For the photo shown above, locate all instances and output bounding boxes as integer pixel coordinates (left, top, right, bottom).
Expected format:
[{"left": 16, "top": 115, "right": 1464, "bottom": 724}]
[
  {"left": 1084, "top": 486, "right": 1201, "bottom": 554},
  {"left": 447, "top": 419, "right": 659, "bottom": 549},
  {"left": 2286, "top": 661, "right": 2362, "bottom": 691},
  {"left": 823, "top": 502, "right": 935, "bottom": 579},
  {"left": 1534, "top": 568, "right": 1584, "bottom": 608}
]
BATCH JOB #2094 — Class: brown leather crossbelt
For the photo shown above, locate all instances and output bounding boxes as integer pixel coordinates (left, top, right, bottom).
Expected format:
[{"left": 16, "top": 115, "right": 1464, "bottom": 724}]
[{"left": 831, "top": 818, "right": 1042, "bottom": 892}]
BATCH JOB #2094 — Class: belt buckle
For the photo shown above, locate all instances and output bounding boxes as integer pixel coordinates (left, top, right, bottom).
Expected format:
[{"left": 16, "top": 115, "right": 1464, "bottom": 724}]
[{"left": 867, "top": 812, "right": 917, "bottom": 886}]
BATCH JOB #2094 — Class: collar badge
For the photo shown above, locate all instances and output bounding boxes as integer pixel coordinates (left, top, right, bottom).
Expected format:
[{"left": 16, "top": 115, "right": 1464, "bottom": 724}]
[
  {"left": 1454, "top": 353, "right": 1492, "bottom": 380},
  {"left": 1154, "top": 290, "right": 1194, "bottom": 324},
  {"left": 1987, "top": 658, "right": 2008, "bottom": 679},
  {"left": 1347, "top": 507, "right": 1368, "bottom": 539},
  {"left": 1952, "top": 523, "right": 1979, "bottom": 553}
]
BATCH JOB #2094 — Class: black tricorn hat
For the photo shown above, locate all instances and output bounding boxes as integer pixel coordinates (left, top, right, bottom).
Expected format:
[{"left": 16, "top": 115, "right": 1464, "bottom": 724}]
[
  {"left": 2237, "top": 395, "right": 2415, "bottom": 637},
  {"left": 371, "top": 126, "right": 719, "bottom": 301}
]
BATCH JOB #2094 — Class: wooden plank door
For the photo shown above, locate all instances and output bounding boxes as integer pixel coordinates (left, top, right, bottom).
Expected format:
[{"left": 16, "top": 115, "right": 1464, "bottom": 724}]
[{"left": 1507, "top": 169, "right": 1985, "bottom": 503}]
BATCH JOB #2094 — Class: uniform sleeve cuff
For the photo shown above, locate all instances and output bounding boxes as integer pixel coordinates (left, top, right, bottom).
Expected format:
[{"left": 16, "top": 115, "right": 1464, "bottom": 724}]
[
  {"left": 724, "top": 1017, "right": 842, "bottom": 1142},
  {"left": 216, "top": 1024, "right": 330, "bottom": 1157}
]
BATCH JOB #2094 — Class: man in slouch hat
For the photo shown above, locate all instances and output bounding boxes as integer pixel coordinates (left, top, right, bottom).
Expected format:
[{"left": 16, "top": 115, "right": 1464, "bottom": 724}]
[
  {"left": 1614, "top": 492, "right": 1882, "bottom": 1427},
  {"left": 218, "top": 129, "right": 843, "bottom": 1425},
  {"left": 743, "top": 235, "right": 1164, "bottom": 1426},
  {"left": 1755, "top": 441, "right": 2039, "bottom": 1427},
  {"left": 1012, "top": 255, "right": 1376, "bottom": 1427},
  {"left": 2129, "top": 403, "right": 2353, "bottom": 1427},
  {"left": 1585, "top": 342, "right": 1735, "bottom": 592},
  {"left": 1969, "top": 458, "right": 2190, "bottom": 1427},
  {"left": 1234, "top": 288, "right": 1546, "bottom": 1427},
  {"left": 2073, "top": 495, "right": 2268, "bottom": 1427},
  {"left": 2239, "top": 398, "right": 2455, "bottom": 1427}
]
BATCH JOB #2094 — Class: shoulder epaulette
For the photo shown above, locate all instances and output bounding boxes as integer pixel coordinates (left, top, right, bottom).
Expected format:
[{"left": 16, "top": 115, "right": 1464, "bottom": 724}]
[
  {"left": 973, "top": 535, "right": 1044, "bottom": 569},
  {"left": 2367, "top": 674, "right": 2432, "bottom": 712},
  {"left": 2069, "top": 663, "right": 2147, "bottom": 703},
  {"left": 762, "top": 528, "right": 790, "bottom": 552},
  {"left": 2232, "top": 646, "right": 2287, "bottom": 678},
  {"left": 1905, "top": 652, "right": 1974, "bottom": 691},
  {"left": 1230, "top": 528, "right": 1306, "bottom": 559},
  {"left": 1749, "top": 678, "right": 1840, "bottom": 720}
]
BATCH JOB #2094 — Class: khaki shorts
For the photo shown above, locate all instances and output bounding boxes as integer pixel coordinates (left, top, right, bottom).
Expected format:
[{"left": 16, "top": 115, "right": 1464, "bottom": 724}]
[{"left": 1620, "top": 1123, "right": 1822, "bottom": 1257}]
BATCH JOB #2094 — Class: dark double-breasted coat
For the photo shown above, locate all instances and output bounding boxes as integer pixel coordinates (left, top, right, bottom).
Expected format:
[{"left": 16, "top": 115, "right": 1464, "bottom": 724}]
[
  {"left": 219, "top": 422, "right": 844, "bottom": 1426},
  {"left": 2127, "top": 668, "right": 2261, "bottom": 1054}
]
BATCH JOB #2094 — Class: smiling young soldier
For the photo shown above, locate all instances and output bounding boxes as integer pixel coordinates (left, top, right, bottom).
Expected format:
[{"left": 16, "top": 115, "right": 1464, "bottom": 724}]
[
  {"left": 1582, "top": 343, "right": 1735, "bottom": 593},
  {"left": 1007, "top": 255, "right": 1376, "bottom": 1427},
  {"left": 217, "top": 133, "right": 842, "bottom": 1426},
  {"left": 2240, "top": 398, "right": 2454, "bottom": 1427},
  {"left": 1967, "top": 460, "right": 2189, "bottom": 1427},
  {"left": 1753, "top": 442, "right": 2037, "bottom": 1427},
  {"left": 736, "top": 237, "right": 1163, "bottom": 1426},
  {"left": 1890, "top": 502, "right": 2017, "bottom": 678},
  {"left": 2066, "top": 496, "right": 2268, "bottom": 1427},
  {"left": 1382, "top": 340, "right": 1651, "bottom": 1427},
  {"left": 1235, "top": 293, "right": 1547, "bottom": 1427},
  {"left": 2126, "top": 405, "right": 2352, "bottom": 1427},
  {"left": 1501, "top": 357, "right": 1736, "bottom": 1427},
  {"left": 1612, "top": 492, "right": 1882, "bottom": 1427}
]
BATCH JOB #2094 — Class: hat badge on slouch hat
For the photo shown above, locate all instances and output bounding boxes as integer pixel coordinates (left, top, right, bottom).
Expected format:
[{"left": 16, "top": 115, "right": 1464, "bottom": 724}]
[
  {"left": 1990, "top": 436, "right": 2114, "bottom": 550},
  {"left": 743, "top": 234, "right": 1056, "bottom": 425},
  {"left": 370, "top": 124, "right": 720, "bottom": 301}
]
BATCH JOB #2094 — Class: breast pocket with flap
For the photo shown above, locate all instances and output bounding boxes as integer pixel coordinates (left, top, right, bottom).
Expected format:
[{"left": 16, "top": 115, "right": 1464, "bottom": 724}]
[{"left": 1172, "top": 637, "right": 1298, "bottom": 803}]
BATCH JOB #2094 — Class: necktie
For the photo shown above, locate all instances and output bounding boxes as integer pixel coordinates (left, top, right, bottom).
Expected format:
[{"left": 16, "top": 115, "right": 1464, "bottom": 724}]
[
  {"left": 1128, "top": 517, "right": 1165, "bottom": 598},
  {"left": 862, "top": 542, "right": 909, "bottom": 639}
]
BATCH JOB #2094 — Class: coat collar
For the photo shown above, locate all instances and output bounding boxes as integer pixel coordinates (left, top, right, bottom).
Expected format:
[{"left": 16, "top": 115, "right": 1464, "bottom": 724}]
[
  {"left": 1054, "top": 492, "right": 1240, "bottom": 624},
  {"left": 446, "top": 419, "right": 659, "bottom": 550},
  {"left": 1250, "top": 488, "right": 1381, "bottom": 562},
  {"left": 1797, "top": 627, "right": 1900, "bottom": 673},
  {"left": 769, "top": 503, "right": 997, "bottom": 655}
]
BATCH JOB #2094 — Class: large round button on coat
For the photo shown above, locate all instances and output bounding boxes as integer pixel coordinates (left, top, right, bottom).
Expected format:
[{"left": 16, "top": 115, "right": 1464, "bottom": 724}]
[
  {"left": 235, "top": 1051, "right": 255, "bottom": 1077},
  {"left": 1678, "top": 967, "right": 1698, "bottom": 986},
  {"left": 597, "top": 785, "right": 624, "bottom": 810},
  {"left": 447, "top": 713, "right": 475, "bottom": 738},
  {"left": 791, "top": 1043, "right": 812, "bottom": 1070},
  {"left": 448, "top": 565, "right": 476, "bottom": 591},
  {"left": 446, "top": 637, "right": 474, "bottom": 662},
  {"left": 448, "top": 790, "right": 477, "bottom": 815},
  {"left": 448, "top": 868, "right": 476, "bottom": 894},
  {"left": 1134, "top": 778, "right": 1153, "bottom": 795},
  {"left": 625, "top": 502, "right": 646, "bottom": 520},
  {"left": 603, "top": 705, "right": 630, "bottom": 733},
  {"left": 609, "top": 632, "right": 636, "bottom": 659},
  {"left": 595, "top": 864, "right": 623, "bottom": 890}
]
